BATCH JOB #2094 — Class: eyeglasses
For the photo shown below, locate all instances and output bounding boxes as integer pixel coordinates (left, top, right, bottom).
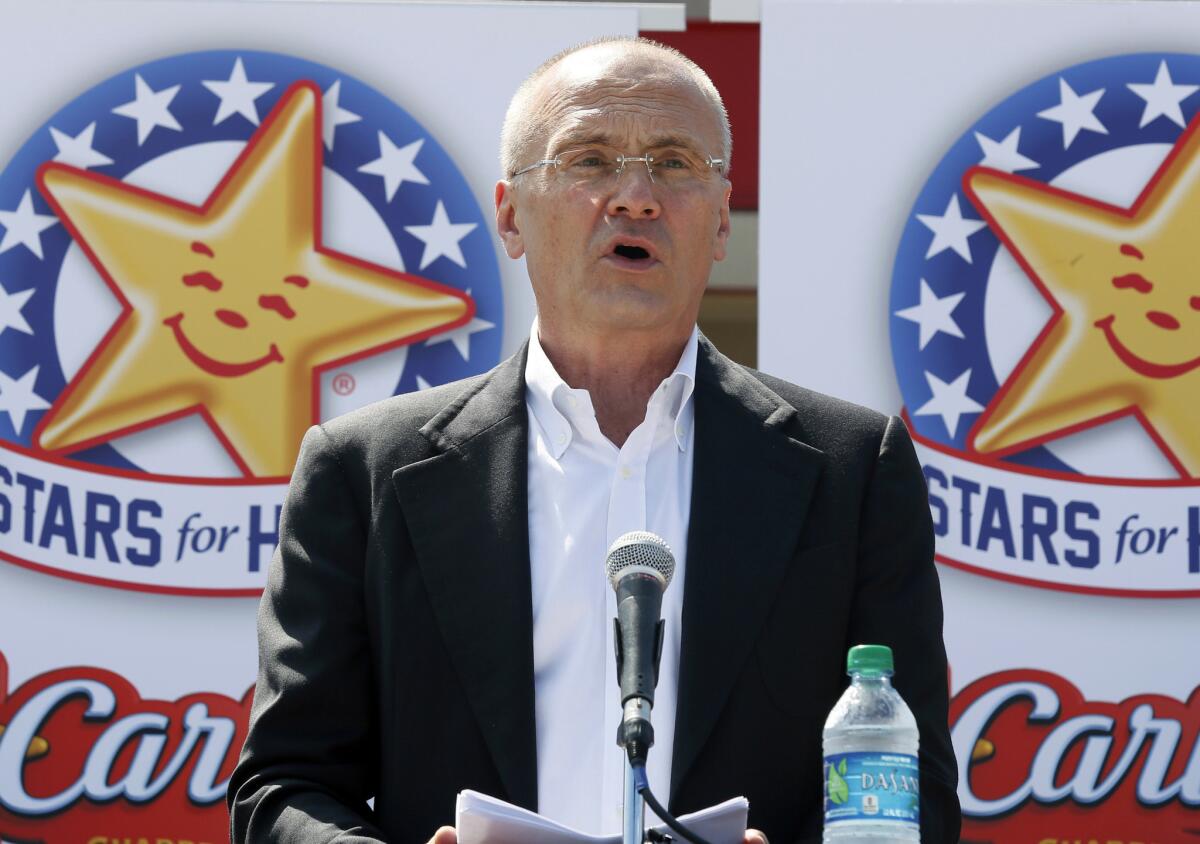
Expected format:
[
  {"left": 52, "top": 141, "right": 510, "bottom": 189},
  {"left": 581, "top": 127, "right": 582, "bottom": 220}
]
[{"left": 511, "top": 146, "right": 726, "bottom": 189}]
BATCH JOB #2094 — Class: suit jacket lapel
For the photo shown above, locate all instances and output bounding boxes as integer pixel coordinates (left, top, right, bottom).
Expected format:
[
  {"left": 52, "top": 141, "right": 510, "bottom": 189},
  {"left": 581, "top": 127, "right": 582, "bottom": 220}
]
[
  {"left": 670, "top": 340, "right": 825, "bottom": 805},
  {"left": 391, "top": 347, "right": 538, "bottom": 811}
]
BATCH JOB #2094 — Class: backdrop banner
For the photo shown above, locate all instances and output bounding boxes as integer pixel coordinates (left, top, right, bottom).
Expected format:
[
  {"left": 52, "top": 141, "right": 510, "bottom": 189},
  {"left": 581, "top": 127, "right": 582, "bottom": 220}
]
[
  {"left": 0, "top": 1, "right": 636, "bottom": 841},
  {"left": 760, "top": 2, "right": 1200, "bottom": 842}
]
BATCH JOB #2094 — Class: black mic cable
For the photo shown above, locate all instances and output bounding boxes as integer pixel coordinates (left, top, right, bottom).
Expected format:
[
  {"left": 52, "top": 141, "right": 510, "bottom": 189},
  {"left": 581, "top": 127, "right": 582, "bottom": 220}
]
[{"left": 629, "top": 764, "right": 716, "bottom": 844}]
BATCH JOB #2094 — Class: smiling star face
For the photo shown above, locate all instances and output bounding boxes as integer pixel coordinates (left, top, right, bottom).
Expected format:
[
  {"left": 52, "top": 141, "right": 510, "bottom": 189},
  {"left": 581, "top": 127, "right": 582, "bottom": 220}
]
[
  {"left": 963, "top": 116, "right": 1200, "bottom": 478},
  {"left": 33, "top": 84, "right": 471, "bottom": 477},
  {"left": 163, "top": 240, "right": 307, "bottom": 378},
  {"left": 1095, "top": 242, "right": 1200, "bottom": 379}
]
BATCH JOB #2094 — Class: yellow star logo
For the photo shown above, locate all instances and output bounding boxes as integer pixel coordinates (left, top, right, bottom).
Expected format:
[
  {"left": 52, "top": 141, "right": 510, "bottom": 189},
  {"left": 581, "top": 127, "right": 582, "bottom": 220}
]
[
  {"left": 33, "top": 82, "right": 472, "bottom": 478},
  {"left": 964, "top": 115, "right": 1200, "bottom": 478},
  {"left": 0, "top": 723, "right": 48, "bottom": 759}
]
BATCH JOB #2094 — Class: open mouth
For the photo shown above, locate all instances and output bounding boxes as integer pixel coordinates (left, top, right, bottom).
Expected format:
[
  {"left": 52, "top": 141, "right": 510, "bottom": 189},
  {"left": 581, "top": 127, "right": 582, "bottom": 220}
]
[
  {"left": 613, "top": 243, "right": 651, "bottom": 261},
  {"left": 1095, "top": 314, "right": 1200, "bottom": 379},
  {"left": 164, "top": 313, "right": 283, "bottom": 378}
]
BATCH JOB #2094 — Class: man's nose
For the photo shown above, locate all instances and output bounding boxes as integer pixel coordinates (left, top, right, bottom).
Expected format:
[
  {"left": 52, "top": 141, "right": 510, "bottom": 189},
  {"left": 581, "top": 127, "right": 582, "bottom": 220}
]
[{"left": 605, "top": 165, "right": 661, "bottom": 219}]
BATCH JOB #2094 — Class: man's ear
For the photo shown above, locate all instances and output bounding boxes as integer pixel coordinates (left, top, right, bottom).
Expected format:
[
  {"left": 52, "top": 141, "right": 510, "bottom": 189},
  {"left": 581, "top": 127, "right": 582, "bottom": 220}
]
[
  {"left": 713, "top": 181, "right": 732, "bottom": 262},
  {"left": 495, "top": 180, "right": 525, "bottom": 259}
]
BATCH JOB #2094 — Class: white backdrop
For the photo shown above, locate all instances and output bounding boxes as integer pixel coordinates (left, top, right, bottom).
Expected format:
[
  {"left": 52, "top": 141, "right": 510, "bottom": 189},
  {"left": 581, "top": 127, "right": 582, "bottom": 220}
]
[
  {"left": 760, "top": 1, "right": 1200, "bottom": 841},
  {"left": 0, "top": 2, "right": 636, "bottom": 840}
]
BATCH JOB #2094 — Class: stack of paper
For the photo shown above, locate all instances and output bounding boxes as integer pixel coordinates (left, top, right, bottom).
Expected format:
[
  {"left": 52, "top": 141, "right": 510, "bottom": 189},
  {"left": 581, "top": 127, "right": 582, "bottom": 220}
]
[{"left": 456, "top": 790, "right": 749, "bottom": 844}]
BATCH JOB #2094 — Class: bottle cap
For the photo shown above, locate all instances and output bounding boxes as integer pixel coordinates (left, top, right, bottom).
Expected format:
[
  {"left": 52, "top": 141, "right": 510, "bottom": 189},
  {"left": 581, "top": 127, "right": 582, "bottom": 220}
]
[{"left": 847, "top": 644, "right": 893, "bottom": 676}]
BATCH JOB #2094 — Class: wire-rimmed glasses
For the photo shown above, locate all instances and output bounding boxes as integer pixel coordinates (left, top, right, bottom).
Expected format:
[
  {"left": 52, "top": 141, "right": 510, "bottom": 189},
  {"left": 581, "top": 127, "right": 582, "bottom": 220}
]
[{"left": 511, "top": 146, "right": 726, "bottom": 189}]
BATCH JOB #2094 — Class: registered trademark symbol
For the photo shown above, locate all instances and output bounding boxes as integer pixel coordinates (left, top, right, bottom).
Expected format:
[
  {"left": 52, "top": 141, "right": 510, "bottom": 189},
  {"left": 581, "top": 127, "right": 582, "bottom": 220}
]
[{"left": 332, "top": 373, "right": 356, "bottom": 396}]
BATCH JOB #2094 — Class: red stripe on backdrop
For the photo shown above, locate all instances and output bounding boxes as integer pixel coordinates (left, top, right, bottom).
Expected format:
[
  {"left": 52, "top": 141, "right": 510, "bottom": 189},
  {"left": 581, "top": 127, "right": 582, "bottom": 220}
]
[{"left": 644, "top": 23, "right": 760, "bottom": 210}]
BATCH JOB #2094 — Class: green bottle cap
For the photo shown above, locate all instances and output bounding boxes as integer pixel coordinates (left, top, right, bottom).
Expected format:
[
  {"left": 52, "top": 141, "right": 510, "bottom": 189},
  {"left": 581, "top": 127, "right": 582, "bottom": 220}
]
[{"left": 847, "top": 644, "right": 893, "bottom": 676}]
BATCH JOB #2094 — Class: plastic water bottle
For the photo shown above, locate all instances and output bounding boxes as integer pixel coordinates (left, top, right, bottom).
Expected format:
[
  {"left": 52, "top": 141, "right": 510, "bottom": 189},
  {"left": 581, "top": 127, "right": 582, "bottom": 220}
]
[{"left": 822, "top": 645, "right": 920, "bottom": 842}]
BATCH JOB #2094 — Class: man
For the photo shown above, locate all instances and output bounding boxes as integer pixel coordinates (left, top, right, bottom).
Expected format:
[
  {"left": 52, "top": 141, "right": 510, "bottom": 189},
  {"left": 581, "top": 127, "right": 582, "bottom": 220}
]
[{"left": 228, "top": 37, "right": 961, "bottom": 844}]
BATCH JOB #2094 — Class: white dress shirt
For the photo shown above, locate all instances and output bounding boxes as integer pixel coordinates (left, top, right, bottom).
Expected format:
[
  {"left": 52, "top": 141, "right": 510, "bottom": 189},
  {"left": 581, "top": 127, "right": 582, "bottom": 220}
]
[{"left": 525, "top": 322, "right": 697, "bottom": 834}]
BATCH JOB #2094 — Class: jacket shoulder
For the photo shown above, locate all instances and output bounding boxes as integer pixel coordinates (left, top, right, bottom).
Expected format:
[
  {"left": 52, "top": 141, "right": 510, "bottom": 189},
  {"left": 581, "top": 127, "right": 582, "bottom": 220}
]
[
  {"left": 311, "top": 370, "right": 492, "bottom": 470},
  {"left": 743, "top": 365, "right": 893, "bottom": 452}
]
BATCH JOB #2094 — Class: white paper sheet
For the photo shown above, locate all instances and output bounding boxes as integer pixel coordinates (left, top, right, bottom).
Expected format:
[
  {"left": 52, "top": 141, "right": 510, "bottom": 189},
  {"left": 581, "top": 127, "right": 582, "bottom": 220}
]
[{"left": 456, "top": 789, "right": 749, "bottom": 844}]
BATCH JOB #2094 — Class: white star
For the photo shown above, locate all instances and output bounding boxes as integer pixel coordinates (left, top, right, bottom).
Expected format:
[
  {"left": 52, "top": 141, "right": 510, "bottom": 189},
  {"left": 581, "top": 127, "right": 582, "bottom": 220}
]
[
  {"left": 894, "top": 279, "right": 965, "bottom": 350},
  {"left": 112, "top": 74, "right": 182, "bottom": 145},
  {"left": 426, "top": 315, "right": 495, "bottom": 361},
  {"left": 974, "top": 127, "right": 1038, "bottom": 173},
  {"left": 359, "top": 134, "right": 429, "bottom": 201},
  {"left": 49, "top": 122, "right": 113, "bottom": 170},
  {"left": 404, "top": 201, "right": 477, "bottom": 270},
  {"left": 415, "top": 375, "right": 434, "bottom": 391},
  {"left": 1128, "top": 60, "right": 1199, "bottom": 129},
  {"left": 0, "top": 190, "right": 57, "bottom": 259},
  {"left": 202, "top": 57, "right": 274, "bottom": 126},
  {"left": 916, "top": 195, "right": 987, "bottom": 263},
  {"left": 322, "top": 80, "right": 361, "bottom": 150},
  {"left": 0, "top": 365, "right": 50, "bottom": 435},
  {"left": 914, "top": 369, "right": 984, "bottom": 438},
  {"left": 0, "top": 285, "right": 35, "bottom": 337},
  {"left": 1037, "top": 78, "right": 1107, "bottom": 149}
]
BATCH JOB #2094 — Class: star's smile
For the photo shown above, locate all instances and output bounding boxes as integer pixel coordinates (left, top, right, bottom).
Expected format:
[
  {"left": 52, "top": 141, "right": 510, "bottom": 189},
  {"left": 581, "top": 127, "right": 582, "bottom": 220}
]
[
  {"left": 164, "top": 313, "right": 282, "bottom": 377},
  {"left": 1094, "top": 314, "right": 1200, "bottom": 379}
]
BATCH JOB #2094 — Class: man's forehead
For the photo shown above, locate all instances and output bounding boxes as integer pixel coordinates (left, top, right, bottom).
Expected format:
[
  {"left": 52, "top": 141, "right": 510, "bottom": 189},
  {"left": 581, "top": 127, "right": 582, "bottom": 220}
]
[
  {"left": 532, "top": 51, "right": 718, "bottom": 148},
  {"left": 554, "top": 44, "right": 682, "bottom": 83}
]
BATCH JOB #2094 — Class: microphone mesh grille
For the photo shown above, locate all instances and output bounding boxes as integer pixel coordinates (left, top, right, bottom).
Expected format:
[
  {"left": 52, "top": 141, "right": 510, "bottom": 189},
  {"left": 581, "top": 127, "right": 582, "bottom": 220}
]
[{"left": 605, "top": 530, "right": 676, "bottom": 589}]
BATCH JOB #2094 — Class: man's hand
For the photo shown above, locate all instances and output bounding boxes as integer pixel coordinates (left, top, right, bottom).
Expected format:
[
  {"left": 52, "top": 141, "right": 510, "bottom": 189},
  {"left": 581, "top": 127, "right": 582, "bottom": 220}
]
[{"left": 743, "top": 829, "right": 769, "bottom": 844}]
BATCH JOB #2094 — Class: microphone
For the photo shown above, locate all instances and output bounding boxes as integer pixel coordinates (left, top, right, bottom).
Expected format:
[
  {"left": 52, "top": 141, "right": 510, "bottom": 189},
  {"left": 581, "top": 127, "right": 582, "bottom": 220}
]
[{"left": 605, "top": 530, "right": 676, "bottom": 767}]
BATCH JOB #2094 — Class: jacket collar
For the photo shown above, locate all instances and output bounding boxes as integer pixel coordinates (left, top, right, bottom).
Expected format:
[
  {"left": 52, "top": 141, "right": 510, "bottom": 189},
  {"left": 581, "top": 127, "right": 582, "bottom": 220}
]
[
  {"left": 669, "top": 337, "right": 825, "bottom": 804},
  {"left": 392, "top": 346, "right": 538, "bottom": 810}
]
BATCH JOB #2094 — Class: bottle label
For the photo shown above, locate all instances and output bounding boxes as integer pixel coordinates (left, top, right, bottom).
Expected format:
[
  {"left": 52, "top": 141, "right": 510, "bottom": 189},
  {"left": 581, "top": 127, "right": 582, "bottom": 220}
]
[{"left": 823, "top": 751, "right": 919, "bottom": 828}]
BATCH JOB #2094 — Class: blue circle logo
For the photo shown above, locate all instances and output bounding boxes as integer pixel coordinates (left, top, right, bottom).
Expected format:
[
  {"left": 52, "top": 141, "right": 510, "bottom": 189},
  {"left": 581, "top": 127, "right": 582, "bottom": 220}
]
[
  {"left": 889, "top": 53, "right": 1200, "bottom": 596},
  {"left": 0, "top": 50, "right": 501, "bottom": 480}
]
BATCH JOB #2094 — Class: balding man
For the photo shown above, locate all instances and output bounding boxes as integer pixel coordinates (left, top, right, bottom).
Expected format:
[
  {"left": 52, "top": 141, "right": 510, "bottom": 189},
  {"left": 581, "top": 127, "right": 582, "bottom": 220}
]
[{"left": 228, "top": 38, "right": 960, "bottom": 844}]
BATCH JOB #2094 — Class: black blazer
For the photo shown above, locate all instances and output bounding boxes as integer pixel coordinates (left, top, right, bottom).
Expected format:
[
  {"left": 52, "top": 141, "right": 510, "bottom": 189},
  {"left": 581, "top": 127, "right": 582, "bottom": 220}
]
[{"left": 228, "top": 338, "right": 961, "bottom": 843}]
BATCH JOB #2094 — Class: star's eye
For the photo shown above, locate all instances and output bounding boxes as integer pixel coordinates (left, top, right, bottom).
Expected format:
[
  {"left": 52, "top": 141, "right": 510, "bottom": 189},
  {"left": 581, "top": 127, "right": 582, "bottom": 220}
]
[
  {"left": 259, "top": 295, "right": 296, "bottom": 319},
  {"left": 1112, "top": 273, "right": 1152, "bottom": 294},
  {"left": 183, "top": 271, "right": 222, "bottom": 292}
]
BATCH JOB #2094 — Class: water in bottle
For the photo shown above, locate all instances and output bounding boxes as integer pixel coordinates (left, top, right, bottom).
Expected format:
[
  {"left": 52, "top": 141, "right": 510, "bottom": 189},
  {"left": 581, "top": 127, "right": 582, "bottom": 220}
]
[{"left": 822, "top": 644, "right": 920, "bottom": 842}]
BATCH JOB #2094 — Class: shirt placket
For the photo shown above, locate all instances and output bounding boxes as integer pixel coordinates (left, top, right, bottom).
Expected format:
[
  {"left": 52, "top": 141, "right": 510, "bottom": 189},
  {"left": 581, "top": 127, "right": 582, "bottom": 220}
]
[{"left": 600, "top": 391, "right": 668, "bottom": 832}]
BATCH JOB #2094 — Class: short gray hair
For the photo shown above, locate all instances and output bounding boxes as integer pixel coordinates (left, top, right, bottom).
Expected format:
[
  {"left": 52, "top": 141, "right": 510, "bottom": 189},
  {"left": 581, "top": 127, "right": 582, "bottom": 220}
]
[{"left": 499, "top": 36, "right": 732, "bottom": 178}]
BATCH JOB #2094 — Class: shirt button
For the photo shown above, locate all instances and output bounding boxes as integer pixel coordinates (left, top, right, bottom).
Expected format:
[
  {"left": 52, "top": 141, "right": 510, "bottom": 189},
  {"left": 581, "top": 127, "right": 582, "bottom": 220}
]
[
  {"left": 676, "top": 425, "right": 685, "bottom": 438},
  {"left": 566, "top": 395, "right": 577, "bottom": 408},
  {"left": 555, "top": 432, "right": 567, "bottom": 444},
  {"left": 620, "top": 466, "right": 633, "bottom": 480}
]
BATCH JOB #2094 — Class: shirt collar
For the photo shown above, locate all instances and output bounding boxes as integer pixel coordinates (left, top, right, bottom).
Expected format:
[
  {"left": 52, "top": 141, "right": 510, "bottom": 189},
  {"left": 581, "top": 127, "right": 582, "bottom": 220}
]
[{"left": 524, "top": 320, "right": 698, "bottom": 459}]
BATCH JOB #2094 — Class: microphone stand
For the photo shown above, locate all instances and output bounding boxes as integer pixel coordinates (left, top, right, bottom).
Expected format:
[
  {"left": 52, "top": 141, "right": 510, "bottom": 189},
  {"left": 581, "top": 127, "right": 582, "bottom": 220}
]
[{"left": 622, "top": 755, "right": 646, "bottom": 844}]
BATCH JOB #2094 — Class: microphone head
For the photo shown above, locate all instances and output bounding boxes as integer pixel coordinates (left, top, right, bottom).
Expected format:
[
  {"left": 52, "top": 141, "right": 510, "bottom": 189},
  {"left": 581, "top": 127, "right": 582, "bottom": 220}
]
[{"left": 605, "top": 530, "right": 676, "bottom": 590}]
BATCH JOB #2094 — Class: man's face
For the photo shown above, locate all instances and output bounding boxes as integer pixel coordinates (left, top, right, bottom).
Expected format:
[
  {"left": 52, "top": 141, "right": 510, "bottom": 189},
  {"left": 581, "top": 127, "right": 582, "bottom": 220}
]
[{"left": 496, "top": 52, "right": 732, "bottom": 339}]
